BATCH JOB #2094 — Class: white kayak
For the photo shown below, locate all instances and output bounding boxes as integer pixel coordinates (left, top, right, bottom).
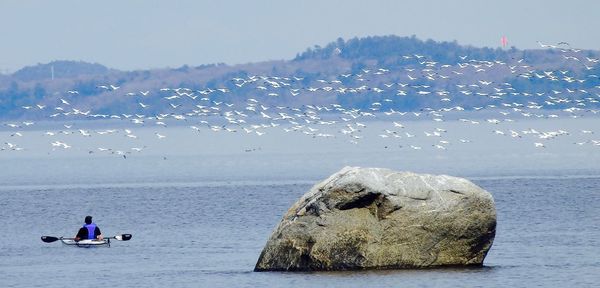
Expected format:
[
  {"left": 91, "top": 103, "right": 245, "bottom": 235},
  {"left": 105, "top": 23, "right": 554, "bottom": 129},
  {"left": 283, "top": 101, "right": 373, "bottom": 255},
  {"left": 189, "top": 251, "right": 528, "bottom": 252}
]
[
  {"left": 60, "top": 238, "right": 111, "bottom": 248},
  {"left": 41, "top": 234, "right": 131, "bottom": 247}
]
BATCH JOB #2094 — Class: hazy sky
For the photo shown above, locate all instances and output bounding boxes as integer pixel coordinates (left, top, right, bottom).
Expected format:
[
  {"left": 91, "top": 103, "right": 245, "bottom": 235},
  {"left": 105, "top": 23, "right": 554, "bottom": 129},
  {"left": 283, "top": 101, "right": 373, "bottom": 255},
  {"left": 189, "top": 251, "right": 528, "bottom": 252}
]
[{"left": 1, "top": 0, "right": 598, "bottom": 73}]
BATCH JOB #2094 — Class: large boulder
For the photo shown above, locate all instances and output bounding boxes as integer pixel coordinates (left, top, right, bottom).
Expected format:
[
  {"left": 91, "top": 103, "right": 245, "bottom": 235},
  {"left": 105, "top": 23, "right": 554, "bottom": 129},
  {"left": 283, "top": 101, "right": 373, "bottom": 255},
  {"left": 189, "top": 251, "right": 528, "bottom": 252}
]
[{"left": 255, "top": 167, "right": 496, "bottom": 271}]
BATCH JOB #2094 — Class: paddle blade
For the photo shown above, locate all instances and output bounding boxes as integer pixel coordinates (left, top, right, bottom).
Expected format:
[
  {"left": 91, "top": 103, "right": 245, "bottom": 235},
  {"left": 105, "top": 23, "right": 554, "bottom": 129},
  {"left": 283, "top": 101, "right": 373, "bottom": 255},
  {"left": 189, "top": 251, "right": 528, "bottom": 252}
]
[
  {"left": 115, "top": 234, "right": 132, "bottom": 241},
  {"left": 41, "top": 236, "right": 60, "bottom": 243}
]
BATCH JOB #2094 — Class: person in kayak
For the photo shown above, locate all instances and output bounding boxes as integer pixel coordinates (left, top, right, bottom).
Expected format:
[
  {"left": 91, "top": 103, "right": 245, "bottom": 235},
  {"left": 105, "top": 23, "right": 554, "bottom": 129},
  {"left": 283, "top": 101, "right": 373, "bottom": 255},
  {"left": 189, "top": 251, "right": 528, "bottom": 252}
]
[{"left": 74, "top": 216, "right": 104, "bottom": 241}]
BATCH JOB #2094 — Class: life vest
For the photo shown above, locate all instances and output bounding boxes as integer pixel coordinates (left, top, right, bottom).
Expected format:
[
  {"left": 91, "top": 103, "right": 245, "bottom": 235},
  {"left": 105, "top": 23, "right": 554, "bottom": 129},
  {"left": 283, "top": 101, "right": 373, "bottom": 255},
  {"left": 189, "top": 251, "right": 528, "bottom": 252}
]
[{"left": 83, "top": 223, "right": 97, "bottom": 239}]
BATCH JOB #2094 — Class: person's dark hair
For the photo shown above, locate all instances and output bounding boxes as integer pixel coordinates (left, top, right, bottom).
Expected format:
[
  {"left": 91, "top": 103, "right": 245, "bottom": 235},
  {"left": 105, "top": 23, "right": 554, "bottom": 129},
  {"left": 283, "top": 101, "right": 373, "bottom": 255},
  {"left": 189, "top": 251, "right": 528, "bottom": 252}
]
[{"left": 85, "top": 216, "right": 93, "bottom": 225}]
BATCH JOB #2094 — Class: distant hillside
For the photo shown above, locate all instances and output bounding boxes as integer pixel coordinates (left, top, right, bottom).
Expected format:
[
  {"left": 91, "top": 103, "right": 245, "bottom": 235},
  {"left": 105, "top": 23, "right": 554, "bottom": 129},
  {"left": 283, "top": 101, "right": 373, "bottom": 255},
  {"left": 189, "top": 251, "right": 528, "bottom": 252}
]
[
  {"left": 12, "top": 60, "right": 111, "bottom": 82},
  {"left": 0, "top": 35, "right": 598, "bottom": 120},
  {"left": 295, "top": 35, "right": 513, "bottom": 64}
]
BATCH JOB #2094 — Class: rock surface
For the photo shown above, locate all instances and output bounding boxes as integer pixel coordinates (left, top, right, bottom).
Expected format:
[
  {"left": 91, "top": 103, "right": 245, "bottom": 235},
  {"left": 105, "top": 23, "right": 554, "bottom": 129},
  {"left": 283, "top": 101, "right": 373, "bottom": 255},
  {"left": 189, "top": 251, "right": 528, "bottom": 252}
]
[{"left": 255, "top": 167, "right": 496, "bottom": 271}]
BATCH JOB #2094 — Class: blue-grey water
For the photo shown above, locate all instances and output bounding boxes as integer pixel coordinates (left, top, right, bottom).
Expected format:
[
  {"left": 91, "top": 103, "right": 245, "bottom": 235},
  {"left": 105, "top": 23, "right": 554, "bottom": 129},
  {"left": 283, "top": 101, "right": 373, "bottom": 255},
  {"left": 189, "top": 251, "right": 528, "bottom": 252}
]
[
  {"left": 1, "top": 118, "right": 599, "bottom": 287},
  {"left": 1, "top": 176, "right": 599, "bottom": 287}
]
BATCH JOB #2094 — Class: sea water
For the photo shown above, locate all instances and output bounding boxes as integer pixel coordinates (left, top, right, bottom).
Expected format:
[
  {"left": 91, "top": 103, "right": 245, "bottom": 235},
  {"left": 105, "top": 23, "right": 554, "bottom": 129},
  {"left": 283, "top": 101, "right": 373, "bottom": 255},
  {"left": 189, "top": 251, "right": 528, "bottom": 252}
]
[
  {"left": 1, "top": 175, "right": 599, "bottom": 287},
  {"left": 0, "top": 117, "right": 599, "bottom": 287}
]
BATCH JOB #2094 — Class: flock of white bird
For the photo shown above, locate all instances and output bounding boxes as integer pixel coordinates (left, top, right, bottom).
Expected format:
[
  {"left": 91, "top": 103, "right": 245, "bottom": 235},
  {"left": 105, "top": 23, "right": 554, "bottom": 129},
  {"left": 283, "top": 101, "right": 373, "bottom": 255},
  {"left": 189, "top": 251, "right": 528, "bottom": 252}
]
[{"left": 1, "top": 42, "right": 599, "bottom": 156}]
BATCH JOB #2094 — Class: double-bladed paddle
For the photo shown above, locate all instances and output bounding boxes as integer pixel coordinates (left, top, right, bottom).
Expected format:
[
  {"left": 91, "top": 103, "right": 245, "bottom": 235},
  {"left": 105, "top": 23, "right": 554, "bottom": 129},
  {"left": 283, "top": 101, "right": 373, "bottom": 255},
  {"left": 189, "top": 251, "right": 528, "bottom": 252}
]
[{"left": 41, "top": 234, "right": 132, "bottom": 243}]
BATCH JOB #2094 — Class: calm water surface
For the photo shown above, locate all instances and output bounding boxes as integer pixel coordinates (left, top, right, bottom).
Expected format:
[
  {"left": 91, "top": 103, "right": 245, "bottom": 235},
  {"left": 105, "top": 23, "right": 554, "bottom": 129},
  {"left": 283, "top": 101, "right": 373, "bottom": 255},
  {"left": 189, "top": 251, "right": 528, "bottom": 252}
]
[
  {"left": 1, "top": 118, "right": 599, "bottom": 287},
  {"left": 1, "top": 174, "right": 599, "bottom": 287}
]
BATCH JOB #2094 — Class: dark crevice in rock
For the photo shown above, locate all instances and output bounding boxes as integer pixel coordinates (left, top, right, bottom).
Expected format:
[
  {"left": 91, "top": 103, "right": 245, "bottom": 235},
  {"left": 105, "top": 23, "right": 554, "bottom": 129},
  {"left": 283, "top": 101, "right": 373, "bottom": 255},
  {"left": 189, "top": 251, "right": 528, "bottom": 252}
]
[
  {"left": 305, "top": 201, "right": 327, "bottom": 216},
  {"left": 470, "top": 222, "right": 496, "bottom": 257},
  {"left": 298, "top": 239, "right": 316, "bottom": 269},
  {"left": 404, "top": 192, "right": 430, "bottom": 200},
  {"left": 337, "top": 192, "right": 380, "bottom": 210}
]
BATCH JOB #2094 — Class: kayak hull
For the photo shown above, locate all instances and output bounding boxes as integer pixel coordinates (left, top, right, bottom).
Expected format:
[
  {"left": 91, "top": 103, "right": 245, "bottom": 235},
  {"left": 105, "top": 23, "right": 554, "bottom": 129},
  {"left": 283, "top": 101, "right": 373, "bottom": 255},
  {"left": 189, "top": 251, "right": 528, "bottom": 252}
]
[{"left": 60, "top": 238, "right": 110, "bottom": 248}]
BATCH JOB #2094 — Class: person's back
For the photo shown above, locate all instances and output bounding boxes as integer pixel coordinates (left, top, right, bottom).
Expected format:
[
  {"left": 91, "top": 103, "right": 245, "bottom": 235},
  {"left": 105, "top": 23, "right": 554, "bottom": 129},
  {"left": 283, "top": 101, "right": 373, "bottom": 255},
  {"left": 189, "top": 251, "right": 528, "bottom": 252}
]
[{"left": 75, "top": 216, "right": 103, "bottom": 241}]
